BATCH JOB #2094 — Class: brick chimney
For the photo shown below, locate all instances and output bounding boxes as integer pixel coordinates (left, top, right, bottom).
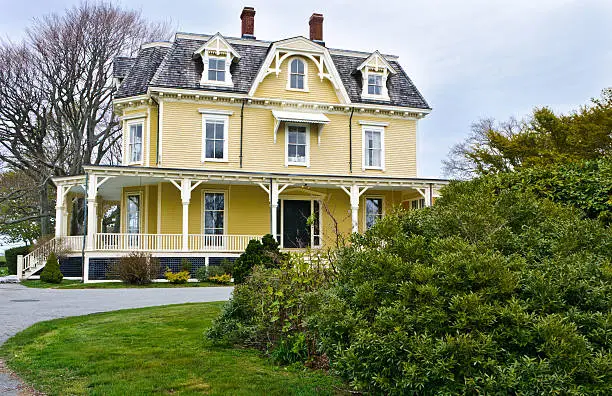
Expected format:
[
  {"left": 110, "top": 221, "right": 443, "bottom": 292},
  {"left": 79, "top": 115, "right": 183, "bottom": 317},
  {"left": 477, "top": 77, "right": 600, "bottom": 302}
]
[
  {"left": 309, "top": 13, "right": 324, "bottom": 45},
  {"left": 241, "top": 7, "right": 256, "bottom": 39}
]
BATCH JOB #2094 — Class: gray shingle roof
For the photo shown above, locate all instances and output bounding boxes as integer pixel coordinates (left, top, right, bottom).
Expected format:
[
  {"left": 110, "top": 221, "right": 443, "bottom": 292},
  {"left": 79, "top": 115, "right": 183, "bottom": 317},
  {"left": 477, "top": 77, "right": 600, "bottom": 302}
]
[
  {"left": 115, "top": 46, "right": 170, "bottom": 99},
  {"left": 115, "top": 36, "right": 429, "bottom": 109},
  {"left": 113, "top": 57, "right": 135, "bottom": 79}
]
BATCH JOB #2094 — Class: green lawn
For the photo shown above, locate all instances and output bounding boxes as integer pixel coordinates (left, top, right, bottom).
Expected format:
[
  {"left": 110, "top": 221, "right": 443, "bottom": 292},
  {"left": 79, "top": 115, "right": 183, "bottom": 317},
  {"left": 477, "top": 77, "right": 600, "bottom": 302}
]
[
  {"left": 1, "top": 303, "right": 343, "bottom": 395},
  {"left": 0, "top": 266, "right": 8, "bottom": 276},
  {"left": 21, "top": 279, "right": 226, "bottom": 289}
]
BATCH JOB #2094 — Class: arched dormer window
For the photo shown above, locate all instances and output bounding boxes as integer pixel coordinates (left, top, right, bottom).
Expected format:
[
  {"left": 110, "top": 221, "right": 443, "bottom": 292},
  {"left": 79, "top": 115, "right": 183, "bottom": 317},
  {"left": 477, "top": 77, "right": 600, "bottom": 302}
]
[{"left": 287, "top": 58, "right": 308, "bottom": 91}]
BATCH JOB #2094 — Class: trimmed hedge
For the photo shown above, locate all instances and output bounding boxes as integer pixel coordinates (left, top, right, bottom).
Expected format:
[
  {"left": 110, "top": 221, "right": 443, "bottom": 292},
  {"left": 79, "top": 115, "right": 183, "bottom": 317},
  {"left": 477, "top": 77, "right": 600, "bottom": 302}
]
[{"left": 4, "top": 245, "right": 31, "bottom": 275}]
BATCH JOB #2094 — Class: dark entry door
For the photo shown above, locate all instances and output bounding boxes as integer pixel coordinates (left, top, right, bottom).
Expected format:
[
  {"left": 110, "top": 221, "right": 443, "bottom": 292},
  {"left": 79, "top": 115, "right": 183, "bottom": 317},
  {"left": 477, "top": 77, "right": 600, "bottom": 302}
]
[{"left": 283, "top": 200, "right": 311, "bottom": 248}]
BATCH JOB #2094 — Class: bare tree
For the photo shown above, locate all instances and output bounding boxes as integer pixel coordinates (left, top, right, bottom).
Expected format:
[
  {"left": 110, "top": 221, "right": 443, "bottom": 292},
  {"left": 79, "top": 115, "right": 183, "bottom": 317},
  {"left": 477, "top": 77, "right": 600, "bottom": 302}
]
[{"left": 0, "top": 2, "right": 172, "bottom": 238}]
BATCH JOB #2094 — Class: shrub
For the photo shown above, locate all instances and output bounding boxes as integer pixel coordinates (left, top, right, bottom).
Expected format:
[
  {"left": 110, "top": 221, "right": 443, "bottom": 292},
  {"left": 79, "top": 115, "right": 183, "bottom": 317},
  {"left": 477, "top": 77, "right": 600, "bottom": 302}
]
[
  {"left": 195, "top": 265, "right": 208, "bottom": 283},
  {"left": 4, "top": 245, "right": 30, "bottom": 275},
  {"left": 180, "top": 258, "right": 192, "bottom": 274},
  {"left": 113, "top": 252, "right": 160, "bottom": 285},
  {"left": 40, "top": 252, "right": 63, "bottom": 284},
  {"left": 209, "top": 174, "right": 612, "bottom": 394},
  {"left": 233, "top": 234, "right": 284, "bottom": 284},
  {"left": 209, "top": 273, "right": 231, "bottom": 284},
  {"left": 164, "top": 269, "right": 189, "bottom": 284}
]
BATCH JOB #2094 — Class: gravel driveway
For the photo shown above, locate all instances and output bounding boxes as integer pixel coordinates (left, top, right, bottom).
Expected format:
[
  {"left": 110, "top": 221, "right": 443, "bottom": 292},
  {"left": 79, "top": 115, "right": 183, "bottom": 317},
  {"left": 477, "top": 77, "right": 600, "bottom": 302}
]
[{"left": 0, "top": 283, "right": 233, "bottom": 344}]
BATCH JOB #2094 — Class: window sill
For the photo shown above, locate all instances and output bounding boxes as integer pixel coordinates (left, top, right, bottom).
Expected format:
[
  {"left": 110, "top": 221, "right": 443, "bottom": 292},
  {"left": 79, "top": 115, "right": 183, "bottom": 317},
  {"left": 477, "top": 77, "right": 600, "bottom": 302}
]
[
  {"left": 286, "top": 162, "right": 309, "bottom": 167},
  {"left": 285, "top": 87, "right": 309, "bottom": 93},
  {"left": 128, "top": 161, "right": 143, "bottom": 166},
  {"left": 363, "top": 166, "right": 385, "bottom": 171},
  {"left": 202, "top": 158, "right": 229, "bottom": 163},
  {"left": 199, "top": 79, "right": 234, "bottom": 88},
  {"left": 361, "top": 93, "right": 391, "bottom": 101}
]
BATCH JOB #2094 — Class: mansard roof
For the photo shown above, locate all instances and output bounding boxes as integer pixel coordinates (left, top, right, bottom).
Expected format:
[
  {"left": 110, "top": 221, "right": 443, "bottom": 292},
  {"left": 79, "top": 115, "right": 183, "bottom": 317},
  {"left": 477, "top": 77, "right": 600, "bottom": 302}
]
[{"left": 114, "top": 33, "right": 430, "bottom": 109}]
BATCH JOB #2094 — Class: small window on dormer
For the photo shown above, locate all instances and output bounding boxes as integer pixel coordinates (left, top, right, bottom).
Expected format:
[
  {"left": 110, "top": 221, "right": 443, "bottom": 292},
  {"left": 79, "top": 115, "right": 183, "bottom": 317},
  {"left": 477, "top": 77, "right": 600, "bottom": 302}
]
[
  {"left": 368, "top": 72, "right": 383, "bottom": 95},
  {"left": 289, "top": 59, "right": 305, "bottom": 90},
  {"left": 208, "top": 57, "right": 226, "bottom": 82}
]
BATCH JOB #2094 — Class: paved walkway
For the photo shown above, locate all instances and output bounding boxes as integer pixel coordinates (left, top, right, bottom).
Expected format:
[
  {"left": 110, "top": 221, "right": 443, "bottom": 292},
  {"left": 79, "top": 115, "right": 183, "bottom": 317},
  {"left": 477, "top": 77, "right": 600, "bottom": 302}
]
[
  {"left": 0, "top": 283, "right": 233, "bottom": 344},
  {"left": 0, "top": 283, "right": 233, "bottom": 394}
]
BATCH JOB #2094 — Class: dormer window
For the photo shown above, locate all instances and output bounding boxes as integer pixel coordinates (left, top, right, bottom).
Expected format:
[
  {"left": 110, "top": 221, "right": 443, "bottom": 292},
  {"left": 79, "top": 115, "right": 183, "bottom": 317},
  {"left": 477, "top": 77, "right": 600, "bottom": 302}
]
[
  {"left": 368, "top": 73, "right": 383, "bottom": 95},
  {"left": 194, "top": 33, "right": 240, "bottom": 88},
  {"left": 287, "top": 58, "right": 308, "bottom": 91},
  {"left": 208, "top": 57, "right": 226, "bottom": 82},
  {"left": 358, "top": 51, "right": 395, "bottom": 101}
]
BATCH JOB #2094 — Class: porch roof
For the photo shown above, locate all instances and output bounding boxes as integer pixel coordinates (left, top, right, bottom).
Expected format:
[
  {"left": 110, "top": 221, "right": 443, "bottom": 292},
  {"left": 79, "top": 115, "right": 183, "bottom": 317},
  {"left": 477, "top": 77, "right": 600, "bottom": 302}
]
[{"left": 52, "top": 165, "right": 449, "bottom": 199}]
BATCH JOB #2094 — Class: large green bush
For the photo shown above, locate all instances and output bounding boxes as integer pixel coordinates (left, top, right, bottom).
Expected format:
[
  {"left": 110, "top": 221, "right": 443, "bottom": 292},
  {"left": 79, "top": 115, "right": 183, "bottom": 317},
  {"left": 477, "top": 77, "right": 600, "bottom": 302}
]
[
  {"left": 209, "top": 175, "right": 612, "bottom": 394},
  {"left": 40, "top": 252, "right": 63, "bottom": 284},
  {"left": 232, "top": 234, "right": 284, "bottom": 284},
  {"left": 4, "top": 245, "right": 31, "bottom": 275}
]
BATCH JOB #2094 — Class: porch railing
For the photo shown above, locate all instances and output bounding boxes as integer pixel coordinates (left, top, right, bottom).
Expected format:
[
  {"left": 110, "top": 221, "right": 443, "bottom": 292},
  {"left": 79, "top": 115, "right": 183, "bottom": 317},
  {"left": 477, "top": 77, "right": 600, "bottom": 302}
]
[
  {"left": 95, "top": 233, "right": 183, "bottom": 251},
  {"left": 94, "top": 233, "right": 262, "bottom": 252},
  {"left": 188, "top": 234, "right": 262, "bottom": 252}
]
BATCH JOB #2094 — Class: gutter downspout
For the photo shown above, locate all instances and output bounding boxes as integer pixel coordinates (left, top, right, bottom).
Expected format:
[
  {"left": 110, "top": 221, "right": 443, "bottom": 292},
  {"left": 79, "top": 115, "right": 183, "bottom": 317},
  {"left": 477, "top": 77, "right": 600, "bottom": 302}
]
[
  {"left": 349, "top": 107, "right": 355, "bottom": 173},
  {"left": 81, "top": 173, "right": 89, "bottom": 284},
  {"left": 240, "top": 99, "right": 246, "bottom": 168}
]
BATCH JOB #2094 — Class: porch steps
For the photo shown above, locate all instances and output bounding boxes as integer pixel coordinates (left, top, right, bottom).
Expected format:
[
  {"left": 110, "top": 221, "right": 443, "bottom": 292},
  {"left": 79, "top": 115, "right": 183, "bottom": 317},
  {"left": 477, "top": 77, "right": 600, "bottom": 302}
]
[{"left": 18, "top": 237, "right": 58, "bottom": 280}]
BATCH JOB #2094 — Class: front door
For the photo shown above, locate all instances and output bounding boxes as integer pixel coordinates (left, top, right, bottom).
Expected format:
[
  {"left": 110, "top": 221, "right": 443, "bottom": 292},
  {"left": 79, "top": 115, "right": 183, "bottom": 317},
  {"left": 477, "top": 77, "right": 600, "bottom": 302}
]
[{"left": 282, "top": 200, "right": 311, "bottom": 248}]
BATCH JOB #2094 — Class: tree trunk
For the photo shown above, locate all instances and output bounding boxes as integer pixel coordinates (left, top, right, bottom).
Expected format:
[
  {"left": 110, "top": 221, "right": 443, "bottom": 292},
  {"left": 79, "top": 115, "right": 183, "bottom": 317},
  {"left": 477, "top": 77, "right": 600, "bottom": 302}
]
[{"left": 39, "top": 180, "right": 51, "bottom": 237}]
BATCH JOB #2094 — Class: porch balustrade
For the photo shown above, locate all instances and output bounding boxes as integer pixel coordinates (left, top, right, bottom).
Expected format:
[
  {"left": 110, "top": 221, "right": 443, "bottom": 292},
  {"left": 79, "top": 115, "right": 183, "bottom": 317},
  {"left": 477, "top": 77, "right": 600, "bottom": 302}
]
[{"left": 94, "top": 233, "right": 261, "bottom": 252}]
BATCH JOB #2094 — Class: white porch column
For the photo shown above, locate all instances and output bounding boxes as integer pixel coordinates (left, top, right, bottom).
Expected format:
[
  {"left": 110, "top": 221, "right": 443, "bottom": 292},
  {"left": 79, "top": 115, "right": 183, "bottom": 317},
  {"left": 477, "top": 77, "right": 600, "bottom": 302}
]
[
  {"left": 341, "top": 185, "right": 369, "bottom": 234},
  {"left": 86, "top": 174, "right": 98, "bottom": 251},
  {"left": 270, "top": 181, "right": 280, "bottom": 239},
  {"left": 16, "top": 255, "right": 23, "bottom": 280},
  {"left": 55, "top": 185, "right": 66, "bottom": 238},
  {"left": 180, "top": 178, "right": 192, "bottom": 251},
  {"left": 349, "top": 185, "right": 360, "bottom": 233}
]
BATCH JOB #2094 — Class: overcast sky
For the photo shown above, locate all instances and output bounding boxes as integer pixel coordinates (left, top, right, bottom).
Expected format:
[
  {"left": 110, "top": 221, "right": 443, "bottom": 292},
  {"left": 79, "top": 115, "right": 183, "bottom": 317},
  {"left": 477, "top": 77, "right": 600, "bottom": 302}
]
[{"left": 1, "top": 0, "right": 611, "bottom": 179}]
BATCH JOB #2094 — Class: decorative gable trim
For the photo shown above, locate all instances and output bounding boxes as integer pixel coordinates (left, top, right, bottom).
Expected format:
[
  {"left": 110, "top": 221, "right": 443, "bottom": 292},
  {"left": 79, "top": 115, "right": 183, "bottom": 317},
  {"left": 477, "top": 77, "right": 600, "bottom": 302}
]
[
  {"left": 194, "top": 33, "right": 240, "bottom": 88},
  {"left": 358, "top": 51, "right": 396, "bottom": 102},
  {"left": 248, "top": 36, "right": 351, "bottom": 104}
]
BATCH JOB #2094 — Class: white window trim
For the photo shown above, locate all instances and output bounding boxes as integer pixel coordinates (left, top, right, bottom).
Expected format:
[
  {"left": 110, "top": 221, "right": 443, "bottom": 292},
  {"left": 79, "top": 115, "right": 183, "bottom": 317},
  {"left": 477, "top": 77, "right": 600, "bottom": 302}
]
[
  {"left": 406, "top": 197, "right": 426, "bottom": 210},
  {"left": 201, "top": 114, "right": 229, "bottom": 163},
  {"left": 360, "top": 69, "right": 391, "bottom": 101},
  {"left": 362, "top": 125, "right": 385, "bottom": 171},
  {"left": 124, "top": 192, "right": 143, "bottom": 234},
  {"left": 285, "top": 57, "right": 309, "bottom": 92},
  {"left": 285, "top": 123, "right": 310, "bottom": 167},
  {"left": 125, "top": 119, "right": 144, "bottom": 166},
  {"left": 277, "top": 197, "right": 322, "bottom": 249},
  {"left": 363, "top": 195, "right": 384, "bottom": 230},
  {"left": 200, "top": 52, "right": 234, "bottom": 87},
  {"left": 201, "top": 190, "right": 227, "bottom": 235}
]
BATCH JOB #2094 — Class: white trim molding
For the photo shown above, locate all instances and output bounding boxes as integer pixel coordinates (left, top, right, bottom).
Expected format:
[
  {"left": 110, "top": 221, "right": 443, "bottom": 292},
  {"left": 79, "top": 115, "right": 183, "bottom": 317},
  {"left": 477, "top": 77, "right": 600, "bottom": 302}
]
[
  {"left": 362, "top": 125, "right": 385, "bottom": 171},
  {"left": 358, "top": 51, "right": 396, "bottom": 102},
  {"left": 195, "top": 33, "right": 240, "bottom": 88},
  {"left": 247, "top": 36, "right": 351, "bottom": 104},
  {"left": 201, "top": 113, "right": 230, "bottom": 163},
  {"left": 125, "top": 119, "right": 145, "bottom": 166},
  {"left": 285, "top": 56, "right": 309, "bottom": 92},
  {"left": 285, "top": 123, "right": 310, "bottom": 167}
]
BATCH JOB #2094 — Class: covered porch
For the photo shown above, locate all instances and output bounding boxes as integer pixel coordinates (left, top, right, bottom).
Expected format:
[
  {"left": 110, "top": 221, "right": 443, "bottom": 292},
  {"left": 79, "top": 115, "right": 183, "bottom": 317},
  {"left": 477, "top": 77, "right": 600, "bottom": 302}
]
[{"left": 52, "top": 165, "right": 447, "bottom": 253}]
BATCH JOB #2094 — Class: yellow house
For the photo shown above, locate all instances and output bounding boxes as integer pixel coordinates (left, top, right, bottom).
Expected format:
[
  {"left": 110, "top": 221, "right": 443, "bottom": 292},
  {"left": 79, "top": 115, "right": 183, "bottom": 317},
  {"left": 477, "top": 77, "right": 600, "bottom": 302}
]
[{"left": 21, "top": 8, "right": 447, "bottom": 281}]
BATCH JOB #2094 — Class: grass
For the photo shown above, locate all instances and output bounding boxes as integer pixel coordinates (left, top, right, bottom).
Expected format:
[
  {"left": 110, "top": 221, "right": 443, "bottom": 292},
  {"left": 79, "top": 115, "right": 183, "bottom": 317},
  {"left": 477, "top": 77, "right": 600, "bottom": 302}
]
[
  {"left": 21, "top": 279, "right": 227, "bottom": 289},
  {"left": 1, "top": 303, "right": 343, "bottom": 395},
  {"left": 0, "top": 266, "right": 8, "bottom": 276}
]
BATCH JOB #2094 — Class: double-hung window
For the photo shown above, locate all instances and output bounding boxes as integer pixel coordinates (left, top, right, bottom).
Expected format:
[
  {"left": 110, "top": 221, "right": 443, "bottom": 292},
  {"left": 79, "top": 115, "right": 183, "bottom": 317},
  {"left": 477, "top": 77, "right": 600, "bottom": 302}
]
[
  {"left": 208, "top": 57, "right": 226, "bottom": 82},
  {"left": 202, "top": 114, "right": 229, "bottom": 162},
  {"left": 365, "top": 197, "right": 383, "bottom": 230},
  {"left": 286, "top": 124, "right": 309, "bottom": 166},
  {"left": 126, "top": 194, "right": 141, "bottom": 235},
  {"left": 367, "top": 73, "right": 383, "bottom": 95},
  {"left": 411, "top": 198, "right": 426, "bottom": 210},
  {"left": 289, "top": 58, "right": 306, "bottom": 90},
  {"left": 363, "top": 127, "right": 384, "bottom": 169},
  {"left": 128, "top": 122, "right": 143, "bottom": 164},
  {"left": 204, "top": 192, "right": 225, "bottom": 235}
]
